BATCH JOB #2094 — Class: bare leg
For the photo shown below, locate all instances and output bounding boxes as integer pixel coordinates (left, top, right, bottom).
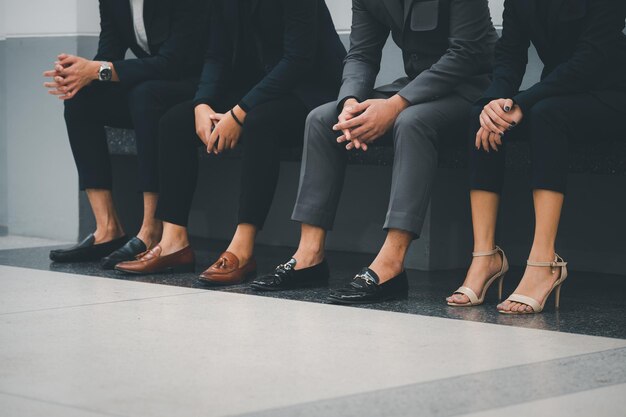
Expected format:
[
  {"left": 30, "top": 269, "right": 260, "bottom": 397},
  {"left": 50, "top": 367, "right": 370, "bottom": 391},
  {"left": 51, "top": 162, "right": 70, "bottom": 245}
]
[
  {"left": 86, "top": 189, "right": 125, "bottom": 244},
  {"left": 369, "top": 229, "right": 413, "bottom": 283},
  {"left": 498, "top": 189, "right": 564, "bottom": 313},
  {"left": 225, "top": 223, "right": 257, "bottom": 266},
  {"left": 447, "top": 190, "right": 502, "bottom": 304},
  {"left": 136, "top": 192, "right": 163, "bottom": 248},
  {"left": 157, "top": 222, "right": 191, "bottom": 256},
  {"left": 291, "top": 224, "right": 326, "bottom": 270}
]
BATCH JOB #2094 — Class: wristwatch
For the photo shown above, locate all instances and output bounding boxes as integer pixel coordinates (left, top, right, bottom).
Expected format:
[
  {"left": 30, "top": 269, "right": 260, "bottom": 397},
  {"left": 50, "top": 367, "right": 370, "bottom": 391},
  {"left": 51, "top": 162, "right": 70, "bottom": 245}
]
[{"left": 98, "top": 62, "right": 112, "bottom": 82}]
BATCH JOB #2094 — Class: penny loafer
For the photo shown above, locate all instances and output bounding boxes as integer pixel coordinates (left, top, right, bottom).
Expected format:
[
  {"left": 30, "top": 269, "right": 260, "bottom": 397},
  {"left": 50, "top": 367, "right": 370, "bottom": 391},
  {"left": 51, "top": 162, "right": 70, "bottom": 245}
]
[
  {"left": 199, "top": 251, "right": 257, "bottom": 285},
  {"left": 115, "top": 245, "right": 195, "bottom": 275},
  {"left": 101, "top": 237, "right": 148, "bottom": 270},
  {"left": 250, "top": 258, "right": 329, "bottom": 291},
  {"left": 327, "top": 268, "right": 409, "bottom": 305},
  {"left": 49, "top": 234, "right": 128, "bottom": 263}
]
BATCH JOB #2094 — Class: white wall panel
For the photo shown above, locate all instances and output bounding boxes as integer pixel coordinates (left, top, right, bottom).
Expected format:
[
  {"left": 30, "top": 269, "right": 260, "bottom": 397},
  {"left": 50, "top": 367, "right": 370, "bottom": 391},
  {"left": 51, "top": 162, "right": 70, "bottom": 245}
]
[{"left": 5, "top": 0, "right": 78, "bottom": 36}]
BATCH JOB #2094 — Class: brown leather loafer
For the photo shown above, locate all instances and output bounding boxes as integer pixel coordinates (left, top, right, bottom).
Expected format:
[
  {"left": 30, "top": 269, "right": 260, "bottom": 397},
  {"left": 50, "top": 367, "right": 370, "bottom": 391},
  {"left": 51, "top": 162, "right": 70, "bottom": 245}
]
[
  {"left": 199, "top": 251, "right": 256, "bottom": 285},
  {"left": 115, "top": 245, "right": 195, "bottom": 275}
]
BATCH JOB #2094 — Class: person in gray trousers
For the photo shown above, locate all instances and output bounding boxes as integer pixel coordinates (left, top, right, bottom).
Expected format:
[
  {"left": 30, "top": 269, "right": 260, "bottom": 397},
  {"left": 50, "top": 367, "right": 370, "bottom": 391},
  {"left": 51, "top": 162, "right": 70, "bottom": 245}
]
[{"left": 251, "top": 0, "right": 498, "bottom": 304}]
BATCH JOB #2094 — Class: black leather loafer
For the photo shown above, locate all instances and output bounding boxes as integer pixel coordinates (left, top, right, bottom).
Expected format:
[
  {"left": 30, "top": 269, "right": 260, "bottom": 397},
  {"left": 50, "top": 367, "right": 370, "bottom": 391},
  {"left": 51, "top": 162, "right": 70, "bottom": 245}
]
[
  {"left": 100, "top": 237, "right": 148, "bottom": 270},
  {"left": 49, "top": 234, "right": 128, "bottom": 263},
  {"left": 250, "top": 258, "right": 329, "bottom": 291},
  {"left": 328, "top": 268, "right": 409, "bottom": 305}
]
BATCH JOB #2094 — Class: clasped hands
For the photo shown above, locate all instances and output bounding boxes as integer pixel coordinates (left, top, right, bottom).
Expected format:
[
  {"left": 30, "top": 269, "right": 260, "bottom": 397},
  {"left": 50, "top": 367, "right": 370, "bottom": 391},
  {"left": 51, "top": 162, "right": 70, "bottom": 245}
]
[
  {"left": 332, "top": 95, "right": 409, "bottom": 151},
  {"left": 195, "top": 104, "right": 246, "bottom": 154},
  {"left": 475, "top": 98, "right": 524, "bottom": 152},
  {"left": 43, "top": 54, "right": 100, "bottom": 100}
]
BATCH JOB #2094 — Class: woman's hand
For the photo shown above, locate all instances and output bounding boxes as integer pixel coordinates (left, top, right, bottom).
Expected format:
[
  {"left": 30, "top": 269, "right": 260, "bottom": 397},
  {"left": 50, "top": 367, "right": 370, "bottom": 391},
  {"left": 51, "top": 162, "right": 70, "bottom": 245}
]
[
  {"left": 208, "top": 106, "right": 246, "bottom": 154},
  {"left": 476, "top": 98, "right": 524, "bottom": 152},
  {"left": 195, "top": 104, "right": 217, "bottom": 152}
]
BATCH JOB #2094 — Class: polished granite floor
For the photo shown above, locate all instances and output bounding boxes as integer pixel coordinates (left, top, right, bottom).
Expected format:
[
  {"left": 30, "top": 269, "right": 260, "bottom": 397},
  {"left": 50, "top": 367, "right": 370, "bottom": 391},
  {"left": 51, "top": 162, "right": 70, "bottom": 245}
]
[
  {"left": 0, "top": 237, "right": 625, "bottom": 339},
  {"left": 1, "top": 236, "right": 626, "bottom": 417}
]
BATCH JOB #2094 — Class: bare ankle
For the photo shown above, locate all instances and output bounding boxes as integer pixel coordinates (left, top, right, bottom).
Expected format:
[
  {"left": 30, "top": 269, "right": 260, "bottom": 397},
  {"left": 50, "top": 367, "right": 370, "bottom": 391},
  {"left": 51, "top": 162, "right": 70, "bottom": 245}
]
[{"left": 293, "top": 246, "right": 324, "bottom": 269}]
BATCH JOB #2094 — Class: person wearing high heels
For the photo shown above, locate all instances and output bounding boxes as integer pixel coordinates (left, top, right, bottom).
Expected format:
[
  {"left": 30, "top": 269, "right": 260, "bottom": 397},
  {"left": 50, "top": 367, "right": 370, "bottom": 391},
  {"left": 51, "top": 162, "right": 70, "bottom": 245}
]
[
  {"left": 447, "top": 0, "right": 626, "bottom": 314},
  {"left": 114, "top": 0, "right": 346, "bottom": 280}
]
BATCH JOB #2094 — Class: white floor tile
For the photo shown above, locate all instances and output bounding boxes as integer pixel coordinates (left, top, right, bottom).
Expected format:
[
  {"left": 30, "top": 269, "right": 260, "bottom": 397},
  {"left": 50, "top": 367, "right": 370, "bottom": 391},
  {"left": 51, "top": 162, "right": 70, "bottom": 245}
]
[
  {"left": 0, "top": 266, "right": 205, "bottom": 314},
  {"left": 0, "top": 393, "right": 117, "bottom": 417},
  {"left": 1, "top": 267, "right": 625, "bottom": 417}
]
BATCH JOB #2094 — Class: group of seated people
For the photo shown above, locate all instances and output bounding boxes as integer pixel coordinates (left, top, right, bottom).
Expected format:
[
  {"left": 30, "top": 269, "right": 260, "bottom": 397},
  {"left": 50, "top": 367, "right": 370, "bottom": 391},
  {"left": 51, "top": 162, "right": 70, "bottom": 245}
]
[{"left": 45, "top": 0, "right": 626, "bottom": 314}]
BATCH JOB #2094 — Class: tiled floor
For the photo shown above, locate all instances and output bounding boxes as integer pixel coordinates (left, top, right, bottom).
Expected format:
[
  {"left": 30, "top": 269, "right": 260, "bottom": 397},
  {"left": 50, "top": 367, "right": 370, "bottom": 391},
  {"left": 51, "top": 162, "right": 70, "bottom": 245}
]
[{"left": 1, "top": 239, "right": 625, "bottom": 417}]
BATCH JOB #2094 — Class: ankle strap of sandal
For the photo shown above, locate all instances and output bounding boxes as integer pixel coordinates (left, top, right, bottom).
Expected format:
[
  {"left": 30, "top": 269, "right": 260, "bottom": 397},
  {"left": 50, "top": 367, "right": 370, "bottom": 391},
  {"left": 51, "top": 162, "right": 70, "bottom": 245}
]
[
  {"left": 472, "top": 246, "right": 501, "bottom": 257},
  {"left": 527, "top": 254, "right": 567, "bottom": 273}
]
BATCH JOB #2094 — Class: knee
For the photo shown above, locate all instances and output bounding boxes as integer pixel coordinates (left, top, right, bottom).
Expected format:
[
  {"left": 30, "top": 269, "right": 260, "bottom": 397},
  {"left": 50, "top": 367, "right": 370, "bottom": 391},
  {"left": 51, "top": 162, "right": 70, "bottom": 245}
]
[
  {"left": 528, "top": 98, "right": 566, "bottom": 131},
  {"left": 303, "top": 102, "right": 341, "bottom": 147},
  {"left": 128, "top": 81, "right": 162, "bottom": 111},
  {"left": 305, "top": 102, "right": 339, "bottom": 132},
  {"left": 393, "top": 111, "right": 436, "bottom": 147},
  {"left": 158, "top": 103, "right": 188, "bottom": 144},
  {"left": 63, "top": 87, "right": 95, "bottom": 120}
]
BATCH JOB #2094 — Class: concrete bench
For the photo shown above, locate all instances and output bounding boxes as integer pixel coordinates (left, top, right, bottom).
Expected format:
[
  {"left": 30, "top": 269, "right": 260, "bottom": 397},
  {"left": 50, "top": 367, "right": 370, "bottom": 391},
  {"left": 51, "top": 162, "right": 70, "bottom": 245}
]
[{"left": 80, "top": 35, "right": 626, "bottom": 275}]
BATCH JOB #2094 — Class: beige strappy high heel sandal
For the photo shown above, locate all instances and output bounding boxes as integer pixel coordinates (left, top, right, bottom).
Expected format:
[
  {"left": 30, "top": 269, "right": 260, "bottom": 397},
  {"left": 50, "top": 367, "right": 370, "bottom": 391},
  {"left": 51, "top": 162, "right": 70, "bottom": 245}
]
[
  {"left": 499, "top": 254, "right": 568, "bottom": 314},
  {"left": 448, "top": 246, "right": 509, "bottom": 307}
]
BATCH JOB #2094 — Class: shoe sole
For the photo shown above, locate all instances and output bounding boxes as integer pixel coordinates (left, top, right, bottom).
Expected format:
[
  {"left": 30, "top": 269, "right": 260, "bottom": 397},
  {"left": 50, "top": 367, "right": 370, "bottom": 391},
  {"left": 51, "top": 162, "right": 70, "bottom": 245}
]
[
  {"left": 114, "top": 264, "right": 195, "bottom": 275},
  {"left": 197, "top": 270, "right": 257, "bottom": 287},
  {"left": 327, "top": 293, "right": 408, "bottom": 305},
  {"left": 249, "top": 281, "right": 329, "bottom": 292}
]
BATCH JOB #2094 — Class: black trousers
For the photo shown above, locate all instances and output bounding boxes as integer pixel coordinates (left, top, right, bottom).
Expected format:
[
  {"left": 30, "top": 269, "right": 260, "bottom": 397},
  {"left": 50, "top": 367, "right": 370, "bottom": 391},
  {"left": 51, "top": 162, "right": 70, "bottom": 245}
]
[
  {"left": 64, "top": 79, "right": 198, "bottom": 192},
  {"left": 469, "top": 93, "right": 626, "bottom": 194},
  {"left": 155, "top": 95, "right": 308, "bottom": 229}
]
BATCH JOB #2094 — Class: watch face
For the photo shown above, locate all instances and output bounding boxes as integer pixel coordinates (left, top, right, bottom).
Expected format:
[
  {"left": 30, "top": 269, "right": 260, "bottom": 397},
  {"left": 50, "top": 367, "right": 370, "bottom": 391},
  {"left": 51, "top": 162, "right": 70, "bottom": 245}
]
[{"left": 100, "top": 68, "right": 112, "bottom": 81}]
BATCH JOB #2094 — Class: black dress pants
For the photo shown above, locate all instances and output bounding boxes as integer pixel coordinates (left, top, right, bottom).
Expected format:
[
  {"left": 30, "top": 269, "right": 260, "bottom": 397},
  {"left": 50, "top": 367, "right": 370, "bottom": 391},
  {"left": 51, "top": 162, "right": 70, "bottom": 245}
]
[
  {"left": 469, "top": 92, "right": 626, "bottom": 194},
  {"left": 156, "top": 95, "right": 308, "bottom": 229},
  {"left": 64, "top": 79, "right": 198, "bottom": 192}
]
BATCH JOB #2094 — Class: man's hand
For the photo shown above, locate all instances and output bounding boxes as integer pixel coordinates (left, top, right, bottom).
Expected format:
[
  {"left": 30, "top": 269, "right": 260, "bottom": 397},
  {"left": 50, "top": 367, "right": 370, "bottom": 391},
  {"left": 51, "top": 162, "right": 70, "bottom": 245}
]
[
  {"left": 337, "top": 98, "right": 361, "bottom": 142},
  {"left": 476, "top": 98, "right": 524, "bottom": 152},
  {"left": 333, "top": 95, "right": 409, "bottom": 151},
  {"left": 43, "top": 54, "right": 100, "bottom": 100},
  {"left": 207, "top": 106, "right": 246, "bottom": 154},
  {"left": 195, "top": 104, "right": 217, "bottom": 152}
]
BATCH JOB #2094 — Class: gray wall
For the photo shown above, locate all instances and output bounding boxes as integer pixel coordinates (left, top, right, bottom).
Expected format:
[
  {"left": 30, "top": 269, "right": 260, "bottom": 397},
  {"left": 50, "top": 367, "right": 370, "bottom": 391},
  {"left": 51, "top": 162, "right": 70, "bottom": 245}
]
[
  {"left": 0, "top": 38, "right": 7, "bottom": 235},
  {"left": 4, "top": 37, "right": 81, "bottom": 240},
  {"left": 0, "top": 0, "right": 7, "bottom": 235}
]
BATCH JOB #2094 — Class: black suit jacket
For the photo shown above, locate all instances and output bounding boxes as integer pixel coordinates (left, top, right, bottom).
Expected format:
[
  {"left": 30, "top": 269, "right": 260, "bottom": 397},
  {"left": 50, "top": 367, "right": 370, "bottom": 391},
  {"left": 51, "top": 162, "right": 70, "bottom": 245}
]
[
  {"left": 481, "top": 0, "right": 626, "bottom": 113},
  {"left": 95, "top": 0, "right": 209, "bottom": 86},
  {"left": 193, "top": 0, "right": 347, "bottom": 111},
  {"left": 338, "top": 0, "right": 498, "bottom": 106}
]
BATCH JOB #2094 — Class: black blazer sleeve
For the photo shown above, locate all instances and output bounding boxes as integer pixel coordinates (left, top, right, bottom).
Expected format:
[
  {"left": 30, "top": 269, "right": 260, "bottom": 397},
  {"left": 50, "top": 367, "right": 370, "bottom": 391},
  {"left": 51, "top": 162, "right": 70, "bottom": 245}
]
[
  {"left": 238, "top": 0, "right": 320, "bottom": 111},
  {"left": 193, "top": 1, "right": 232, "bottom": 107},
  {"left": 94, "top": 0, "right": 128, "bottom": 62},
  {"left": 113, "top": 0, "right": 206, "bottom": 86},
  {"left": 513, "top": 0, "right": 626, "bottom": 113},
  {"left": 478, "top": 0, "right": 530, "bottom": 105}
]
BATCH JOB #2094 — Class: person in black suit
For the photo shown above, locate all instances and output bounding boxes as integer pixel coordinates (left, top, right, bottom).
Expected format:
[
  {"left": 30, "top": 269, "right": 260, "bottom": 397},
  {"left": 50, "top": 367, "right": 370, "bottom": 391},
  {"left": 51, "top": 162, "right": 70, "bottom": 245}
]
[
  {"left": 114, "top": 0, "right": 347, "bottom": 279},
  {"left": 44, "top": 0, "right": 208, "bottom": 268},
  {"left": 447, "top": 0, "right": 626, "bottom": 314}
]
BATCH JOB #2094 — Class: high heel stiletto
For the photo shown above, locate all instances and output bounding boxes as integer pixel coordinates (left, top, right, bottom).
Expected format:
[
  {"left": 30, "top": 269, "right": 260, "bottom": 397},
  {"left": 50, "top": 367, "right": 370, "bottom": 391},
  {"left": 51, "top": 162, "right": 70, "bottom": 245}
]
[
  {"left": 499, "top": 254, "right": 568, "bottom": 314},
  {"left": 448, "top": 246, "right": 509, "bottom": 307}
]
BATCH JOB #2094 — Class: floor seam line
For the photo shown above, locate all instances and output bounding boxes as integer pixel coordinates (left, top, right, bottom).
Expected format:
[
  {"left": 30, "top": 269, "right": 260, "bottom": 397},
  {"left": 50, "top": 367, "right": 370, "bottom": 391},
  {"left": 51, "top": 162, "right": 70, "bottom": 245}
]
[
  {"left": 0, "top": 390, "right": 130, "bottom": 417},
  {"left": 0, "top": 290, "right": 209, "bottom": 316}
]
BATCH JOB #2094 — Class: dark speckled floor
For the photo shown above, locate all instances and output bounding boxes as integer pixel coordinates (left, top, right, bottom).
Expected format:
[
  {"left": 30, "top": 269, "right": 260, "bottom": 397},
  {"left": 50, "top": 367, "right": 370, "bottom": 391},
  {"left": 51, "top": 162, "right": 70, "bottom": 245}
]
[{"left": 1, "top": 238, "right": 625, "bottom": 339}]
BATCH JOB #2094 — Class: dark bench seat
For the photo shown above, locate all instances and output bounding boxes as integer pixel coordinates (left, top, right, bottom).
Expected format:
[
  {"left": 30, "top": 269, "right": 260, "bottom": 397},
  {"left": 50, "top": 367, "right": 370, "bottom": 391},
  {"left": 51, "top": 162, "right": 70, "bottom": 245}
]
[{"left": 105, "top": 126, "right": 626, "bottom": 175}]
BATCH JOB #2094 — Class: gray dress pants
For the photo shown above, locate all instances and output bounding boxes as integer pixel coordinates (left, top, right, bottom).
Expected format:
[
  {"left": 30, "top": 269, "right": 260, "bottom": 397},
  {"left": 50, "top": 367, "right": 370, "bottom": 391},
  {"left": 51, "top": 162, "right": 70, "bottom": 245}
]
[{"left": 291, "top": 91, "right": 471, "bottom": 238}]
